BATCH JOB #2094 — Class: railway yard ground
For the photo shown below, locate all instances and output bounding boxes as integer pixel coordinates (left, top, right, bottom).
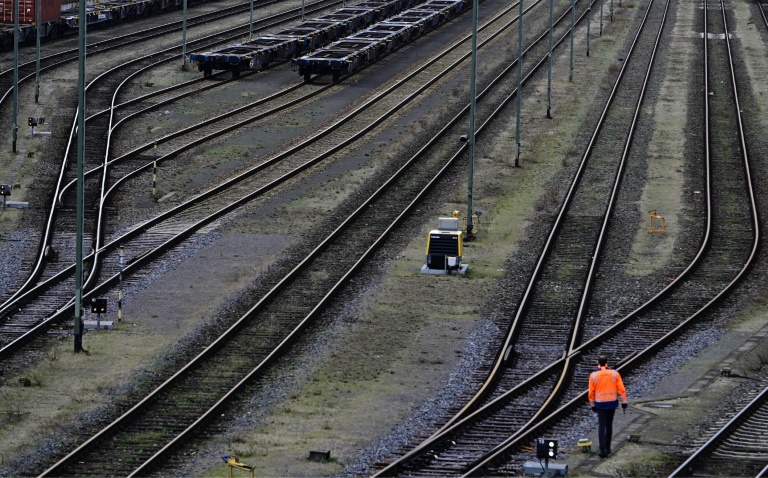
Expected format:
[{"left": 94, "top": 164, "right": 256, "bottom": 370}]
[{"left": 0, "top": 0, "right": 767, "bottom": 473}]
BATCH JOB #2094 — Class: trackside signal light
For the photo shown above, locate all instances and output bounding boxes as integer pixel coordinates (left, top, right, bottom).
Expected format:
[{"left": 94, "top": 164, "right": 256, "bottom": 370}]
[{"left": 536, "top": 438, "right": 558, "bottom": 460}]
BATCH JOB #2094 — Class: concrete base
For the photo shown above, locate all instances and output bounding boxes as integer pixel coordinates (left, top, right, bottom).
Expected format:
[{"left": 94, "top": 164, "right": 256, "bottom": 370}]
[
  {"left": 523, "top": 461, "right": 568, "bottom": 476},
  {"left": 84, "top": 320, "right": 115, "bottom": 330},
  {"left": 420, "top": 264, "right": 469, "bottom": 275}
]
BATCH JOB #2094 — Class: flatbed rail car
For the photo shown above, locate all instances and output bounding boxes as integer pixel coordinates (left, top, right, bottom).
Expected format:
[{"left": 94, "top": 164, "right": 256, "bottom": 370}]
[
  {"left": 188, "top": 0, "right": 419, "bottom": 77},
  {"left": 192, "top": 37, "right": 292, "bottom": 76},
  {"left": 296, "top": 21, "right": 423, "bottom": 81},
  {"left": 296, "top": 0, "right": 464, "bottom": 82},
  {"left": 189, "top": 8, "right": 374, "bottom": 76}
]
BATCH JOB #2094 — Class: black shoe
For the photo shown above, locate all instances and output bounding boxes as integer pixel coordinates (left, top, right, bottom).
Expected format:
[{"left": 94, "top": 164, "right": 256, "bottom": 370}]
[
  {"left": 598, "top": 451, "right": 608, "bottom": 458},
  {"left": 606, "top": 449, "right": 612, "bottom": 456}
]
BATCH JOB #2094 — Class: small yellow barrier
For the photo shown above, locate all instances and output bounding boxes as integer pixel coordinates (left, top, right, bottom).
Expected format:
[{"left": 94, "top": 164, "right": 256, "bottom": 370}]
[{"left": 222, "top": 456, "right": 254, "bottom": 478}]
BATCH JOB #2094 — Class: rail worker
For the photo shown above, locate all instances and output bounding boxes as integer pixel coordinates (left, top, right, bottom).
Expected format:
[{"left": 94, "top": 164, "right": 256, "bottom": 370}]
[{"left": 588, "top": 354, "right": 628, "bottom": 458}]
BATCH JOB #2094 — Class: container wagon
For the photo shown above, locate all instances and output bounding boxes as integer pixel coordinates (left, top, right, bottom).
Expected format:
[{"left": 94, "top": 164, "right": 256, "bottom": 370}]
[
  {"left": 189, "top": 0, "right": 418, "bottom": 78},
  {"left": 0, "top": 0, "right": 60, "bottom": 45},
  {"left": 296, "top": 0, "right": 464, "bottom": 83},
  {"left": 0, "top": 0, "right": 195, "bottom": 48}
]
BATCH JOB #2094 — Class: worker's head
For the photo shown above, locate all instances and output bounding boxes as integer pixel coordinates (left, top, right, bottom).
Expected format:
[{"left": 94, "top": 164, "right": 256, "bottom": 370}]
[{"left": 598, "top": 355, "right": 608, "bottom": 367}]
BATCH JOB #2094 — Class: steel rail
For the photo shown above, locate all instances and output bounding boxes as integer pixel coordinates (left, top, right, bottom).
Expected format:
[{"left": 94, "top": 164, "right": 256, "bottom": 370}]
[
  {"left": 59, "top": 0, "right": 538, "bottom": 202},
  {"left": 0, "top": 0, "right": 533, "bottom": 358},
  {"left": 432, "top": 0, "right": 658, "bottom": 432},
  {"left": 461, "top": 0, "right": 760, "bottom": 469},
  {"left": 37, "top": 0, "right": 570, "bottom": 472},
  {"left": 374, "top": 0, "right": 676, "bottom": 472},
  {"left": 56, "top": 79, "right": 306, "bottom": 203},
  {"left": 43, "top": 11, "right": 555, "bottom": 470},
  {"left": 53, "top": 0, "right": 496, "bottom": 300},
  {"left": 461, "top": 0, "right": 676, "bottom": 467},
  {"left": 668, "top": 0, "right": 762, "bottom": 471},
  {"left": 0, "top": 0, "right": 340, "bottom": 312},
  {"left": 550, "top": 0, "right": 671, "bottom": 422},
  {"left": 669, "top": 383, "right": 768, "bottom": 477},
  {"left": 0, "top": 0, "right": 339, "bottom": 110},
  {"left": 0, "top": 70, "right": 236, "bottom": 321}
]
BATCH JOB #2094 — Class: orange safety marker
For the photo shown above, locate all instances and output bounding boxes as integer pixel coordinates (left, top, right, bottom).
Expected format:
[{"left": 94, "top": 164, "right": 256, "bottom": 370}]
[{"left": 649, "top": 211, "right": 666, "bottom": 234}]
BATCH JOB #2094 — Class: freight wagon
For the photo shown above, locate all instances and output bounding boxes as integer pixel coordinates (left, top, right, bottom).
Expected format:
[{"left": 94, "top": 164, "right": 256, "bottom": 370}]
[
  {"left": 0, "top": 0, "right": 192, "bottom": 48},
  {"left": 189, "top": 0, "right": 418, "bottom": 77},
  {"left": 296, "top": 0, "right": 464, "bottom": 82},
  {"left": 0, "top": 0, "right": 60, "bottom": 44}
]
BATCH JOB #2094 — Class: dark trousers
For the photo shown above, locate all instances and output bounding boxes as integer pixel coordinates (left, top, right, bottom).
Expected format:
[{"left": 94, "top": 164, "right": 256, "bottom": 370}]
[{"left": 596, "top": 408, "right": 616, "bottom": 453}]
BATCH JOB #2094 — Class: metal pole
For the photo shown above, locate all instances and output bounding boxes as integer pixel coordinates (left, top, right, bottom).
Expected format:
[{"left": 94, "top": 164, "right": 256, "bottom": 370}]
[
  {"left": 74, "top": 0, "right": 87, "bottom": 353},
  {"left": 35, "top": 0, "right": 41, "bottom": 103},
  {"left": 546, "top": 0, "right": 553, "bottom": 119},
  {"left": 610, "top": 0, "right": 614, "bottom": 21},
  {"left": 514, "top": 0, "right": 522, "bottom": 168},
  {"left": 569, "top": 0, "right": 574, "bottom": 81},
  {"left": 600, "top": 0, "right": 603, "bottom": 35},
  {"left": 249, "top": 0, "right": 253, "bottom": 39},
  {"left": 12, "top": 0, "right": 18, "bottom": 153},
  {"left": 466, "top": 0, "right": 478, "bottom": 236},
  {"left": 302, "top": 0, "right": 305, "bottom": 22},
  {"left": 587, "top": 1, "right": 591, "bottom": 57},
  {"left": 181, "top": 0, "right": 187, "bottom": 70},
  {"left": 118, "top": 246, "right": 124, "bottom": 322}
]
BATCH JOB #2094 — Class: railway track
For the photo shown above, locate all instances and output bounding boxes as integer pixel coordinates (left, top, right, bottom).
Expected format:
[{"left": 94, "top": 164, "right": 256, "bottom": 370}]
[
  {"left": 374, "top": 0, "right": 678, "bottom": 472},
  {"left": 0, "top": 0, "right": 343, "bottom": 330},
  {"left": 0, "top": 0, "right": 752, "bottom": 473},
  {"left": 666, "top": 1, "right": 766, "bottom": 475},
  {"left": 670, "top": 379, "right": 768, "bottom": 477},
  {"left": 34, "top": 15, "right": 545, "bottom": 477},
  {"left": 0, "top": 0, "right": 341, "bottom": 120},
  {"left": 0, "top": 0, "right": 551, "bottom": 358},
  {"left": 478, "top": 0, "right": 763, "bottom": 467},
  {"left": 374, "top": 0, "right": 761, "bottom": 471},
  {"left": 14, "top": 0, "right": 623, "bottom": 473}
]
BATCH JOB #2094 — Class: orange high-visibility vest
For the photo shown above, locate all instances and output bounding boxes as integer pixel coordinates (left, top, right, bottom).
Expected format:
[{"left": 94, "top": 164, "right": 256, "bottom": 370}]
[{"left": 589, "top": 366, "right": 628, "bottom": 409}]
